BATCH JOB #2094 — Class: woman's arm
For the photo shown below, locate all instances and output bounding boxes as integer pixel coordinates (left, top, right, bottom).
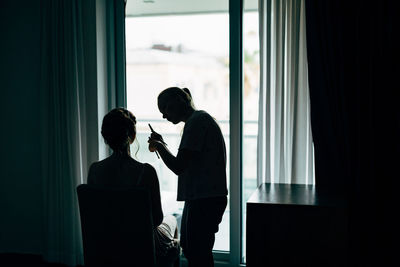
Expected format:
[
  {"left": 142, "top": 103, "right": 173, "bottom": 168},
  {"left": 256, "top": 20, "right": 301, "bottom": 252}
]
[
  {"left": 150, "top": 141, "right": 195, "bottom": 175},
  {"left": 143, "top": 164, "right": 163, "bottom": 226}
]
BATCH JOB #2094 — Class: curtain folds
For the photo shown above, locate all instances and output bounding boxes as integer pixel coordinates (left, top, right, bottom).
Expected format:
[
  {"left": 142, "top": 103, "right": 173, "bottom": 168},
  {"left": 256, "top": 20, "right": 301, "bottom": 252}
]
[
  {"left": 40, "top": 0, "right": 86, "bottom": 265},
  {"left": 306, "top": 1, "right": 398, "bottom": 265},
  {"left": 257, "top": 0, "right": 313, "bottom": 185}
]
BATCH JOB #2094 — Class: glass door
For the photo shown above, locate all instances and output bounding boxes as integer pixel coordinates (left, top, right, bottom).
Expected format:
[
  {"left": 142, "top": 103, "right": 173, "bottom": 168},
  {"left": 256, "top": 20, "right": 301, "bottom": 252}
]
[{"left": 125, "top": 2, "right": 230, "bottom": 252}]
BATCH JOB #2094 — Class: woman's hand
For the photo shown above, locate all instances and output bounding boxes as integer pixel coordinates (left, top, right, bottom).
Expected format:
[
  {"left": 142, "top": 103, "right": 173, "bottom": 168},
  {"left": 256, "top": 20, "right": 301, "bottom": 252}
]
[
  {"left": 148, "top": 139, "right": 157, "bottom": 152},
  {"left": 148, "top": 138, "right": 164, "bottom": 153},
  {"left": 150, "top": 131, "right": 166, "bottom": 145},
  {"left": 148, "top": 124, "right": 167, "bottom": 145}
]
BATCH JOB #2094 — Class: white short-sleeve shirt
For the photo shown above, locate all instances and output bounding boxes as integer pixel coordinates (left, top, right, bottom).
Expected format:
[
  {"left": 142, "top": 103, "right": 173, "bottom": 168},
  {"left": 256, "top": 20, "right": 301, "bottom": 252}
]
[{"left": 177, "top": 110, "right": 228, "bottom": 201}]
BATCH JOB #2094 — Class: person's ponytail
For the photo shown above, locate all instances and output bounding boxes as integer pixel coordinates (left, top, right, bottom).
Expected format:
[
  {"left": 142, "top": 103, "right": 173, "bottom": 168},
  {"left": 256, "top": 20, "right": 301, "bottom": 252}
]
[
  {"left": 181, "top": 87, "right": 195, "bottom": 109},
  {"left": 182, "top": 87, "right": 191, "bottom": 98}
]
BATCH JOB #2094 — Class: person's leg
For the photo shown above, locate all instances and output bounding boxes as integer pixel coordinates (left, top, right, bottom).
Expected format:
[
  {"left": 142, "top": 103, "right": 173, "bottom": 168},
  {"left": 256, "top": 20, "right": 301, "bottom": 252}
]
[
  {"left": 160, "top": 214, "right": 180, "bottom": 254},
  {"left": 155, "top": 215, "right": 180, "bottom": 267},
  {"left": 184, "top": 215, "right": 214, "bottom": 267},
  {"left": 182, "top": 197, "right": 227, "bottom": 267},
  {"left": 158, "top": 215, "right": 177, "bottom": 240},
  {"left": 180, "top": 202, "right": 188, "bottom": 256}
]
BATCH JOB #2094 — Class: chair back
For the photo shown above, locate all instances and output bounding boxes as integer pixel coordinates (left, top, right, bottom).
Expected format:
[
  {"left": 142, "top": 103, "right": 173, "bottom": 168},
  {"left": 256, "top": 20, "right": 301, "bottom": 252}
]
[{"left": 77, "top": 184, "right": 156, "bottom": 267}]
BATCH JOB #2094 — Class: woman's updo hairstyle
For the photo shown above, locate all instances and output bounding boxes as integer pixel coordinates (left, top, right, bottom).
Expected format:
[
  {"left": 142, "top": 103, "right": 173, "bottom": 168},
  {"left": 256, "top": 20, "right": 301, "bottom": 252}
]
[
  {"left": 158, "top": 87, "right": 195, "bottom": 109},
  {"left": 101, "top": 108, "right": 136, "bottom": 151}
]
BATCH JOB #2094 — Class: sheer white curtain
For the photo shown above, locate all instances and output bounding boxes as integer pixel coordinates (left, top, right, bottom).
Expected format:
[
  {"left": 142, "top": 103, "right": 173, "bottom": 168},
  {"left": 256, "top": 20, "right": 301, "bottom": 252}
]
[
  {"left": 257, "top": 0, "right": 314, "bottom": 186},
  {"left": 40, "top": 0, "right": 86, "bottom": 265}
]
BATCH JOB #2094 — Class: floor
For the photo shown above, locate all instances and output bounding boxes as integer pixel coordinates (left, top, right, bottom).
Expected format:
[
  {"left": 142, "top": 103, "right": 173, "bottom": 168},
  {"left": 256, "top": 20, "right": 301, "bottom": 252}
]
[
  {"left": 0, "top": 253, "right": 82, "bottom": 267},
  {"left": 0, "top": 253, "right": 184, "bottom": 267}
]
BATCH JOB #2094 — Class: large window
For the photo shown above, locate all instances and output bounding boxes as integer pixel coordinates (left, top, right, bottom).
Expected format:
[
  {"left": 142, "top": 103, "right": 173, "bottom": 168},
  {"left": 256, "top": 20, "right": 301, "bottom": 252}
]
[
  {"left": 125, "top": 0, "right": 258, "bottom": 264},
  {"left": 125, "top": 12, "right": 230, "bottom": 251}
]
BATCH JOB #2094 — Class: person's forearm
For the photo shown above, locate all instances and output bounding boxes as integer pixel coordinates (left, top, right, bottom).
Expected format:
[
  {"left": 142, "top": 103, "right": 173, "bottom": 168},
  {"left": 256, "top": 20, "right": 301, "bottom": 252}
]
[{"left": 155, "top": 143, "right": 183, "bottom": 175}]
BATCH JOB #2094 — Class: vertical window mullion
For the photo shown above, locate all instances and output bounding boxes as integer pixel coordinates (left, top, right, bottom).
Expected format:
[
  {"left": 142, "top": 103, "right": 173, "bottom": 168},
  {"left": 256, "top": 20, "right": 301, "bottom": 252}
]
[
  {"left": 114, "top": 0, "right": 127, "bottom": 108},
  {"left": 229, "top": 0, "right": 243, "bottom": 266}
]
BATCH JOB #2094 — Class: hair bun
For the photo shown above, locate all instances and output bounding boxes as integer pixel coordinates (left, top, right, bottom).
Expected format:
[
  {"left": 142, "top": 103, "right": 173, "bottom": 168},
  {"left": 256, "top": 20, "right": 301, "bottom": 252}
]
[{"left": 101, "top": 108, "right": 136, "bottom": 151}]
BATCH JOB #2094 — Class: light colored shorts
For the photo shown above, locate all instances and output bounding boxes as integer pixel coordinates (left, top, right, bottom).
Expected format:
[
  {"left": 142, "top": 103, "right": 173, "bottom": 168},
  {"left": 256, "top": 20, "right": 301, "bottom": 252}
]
[{"left": 154, "top": 215, "right": 178, "bottom": 256}]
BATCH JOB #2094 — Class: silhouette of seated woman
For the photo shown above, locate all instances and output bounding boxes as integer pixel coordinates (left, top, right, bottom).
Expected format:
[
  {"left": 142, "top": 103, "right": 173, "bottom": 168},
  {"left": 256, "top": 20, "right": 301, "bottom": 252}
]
[{"left": 87, "top": 107, "right": 179, "bottom": 266}]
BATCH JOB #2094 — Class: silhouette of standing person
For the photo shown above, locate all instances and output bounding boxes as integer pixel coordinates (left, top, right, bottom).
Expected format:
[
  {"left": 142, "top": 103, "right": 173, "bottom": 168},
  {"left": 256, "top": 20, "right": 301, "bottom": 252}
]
[{"left": 148, "top": 87, "right": 228, "bottom": 267}]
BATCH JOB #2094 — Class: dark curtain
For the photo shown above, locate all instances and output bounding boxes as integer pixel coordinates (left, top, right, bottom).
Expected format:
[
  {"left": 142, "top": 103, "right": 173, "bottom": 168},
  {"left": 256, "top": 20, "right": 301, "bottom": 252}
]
[{"left": 306, "top": 0, "right": 398, "bottom": 266}]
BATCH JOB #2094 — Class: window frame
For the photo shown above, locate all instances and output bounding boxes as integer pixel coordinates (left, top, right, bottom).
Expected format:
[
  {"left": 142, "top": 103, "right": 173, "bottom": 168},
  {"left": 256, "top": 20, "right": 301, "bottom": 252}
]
[{"left": 229, "top": 0, "right": 244, "bottom": 266}]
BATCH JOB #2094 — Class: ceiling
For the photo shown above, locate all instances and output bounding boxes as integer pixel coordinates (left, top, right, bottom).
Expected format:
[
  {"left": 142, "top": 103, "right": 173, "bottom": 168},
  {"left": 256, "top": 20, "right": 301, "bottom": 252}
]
[{"left": 126, "top": 0, "right": 258, "bottom": 17}]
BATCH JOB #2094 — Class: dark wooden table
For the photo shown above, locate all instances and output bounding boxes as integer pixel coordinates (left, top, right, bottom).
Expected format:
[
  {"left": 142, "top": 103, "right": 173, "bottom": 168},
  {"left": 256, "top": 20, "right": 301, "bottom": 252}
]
[{"left": 246, "top": 183, "right": 348, "bottom": 267}]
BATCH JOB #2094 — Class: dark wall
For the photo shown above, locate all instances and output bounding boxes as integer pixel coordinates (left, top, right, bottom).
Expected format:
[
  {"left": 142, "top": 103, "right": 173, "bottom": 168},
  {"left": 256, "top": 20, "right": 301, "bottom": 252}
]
[{"left": 0, "top": 0, "right": 43, "bottom": 254}]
